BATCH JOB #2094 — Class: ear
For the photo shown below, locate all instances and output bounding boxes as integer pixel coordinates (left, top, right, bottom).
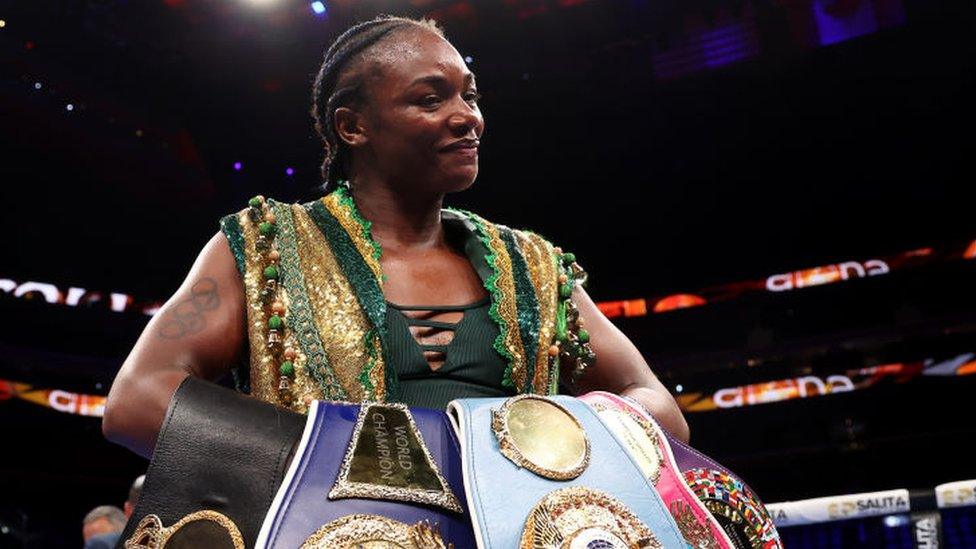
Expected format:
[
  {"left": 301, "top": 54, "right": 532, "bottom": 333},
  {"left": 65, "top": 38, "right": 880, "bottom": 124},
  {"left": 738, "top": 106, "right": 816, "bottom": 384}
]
[{"left": 334, "top": 107, "right": 369, "bottom": 148}]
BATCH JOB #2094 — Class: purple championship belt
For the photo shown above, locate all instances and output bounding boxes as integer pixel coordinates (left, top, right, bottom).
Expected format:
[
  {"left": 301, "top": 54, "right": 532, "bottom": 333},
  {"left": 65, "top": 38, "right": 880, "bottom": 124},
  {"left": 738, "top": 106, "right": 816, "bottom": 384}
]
[{"left": 255, "top": 400, "right": 475, "bottom": 548}]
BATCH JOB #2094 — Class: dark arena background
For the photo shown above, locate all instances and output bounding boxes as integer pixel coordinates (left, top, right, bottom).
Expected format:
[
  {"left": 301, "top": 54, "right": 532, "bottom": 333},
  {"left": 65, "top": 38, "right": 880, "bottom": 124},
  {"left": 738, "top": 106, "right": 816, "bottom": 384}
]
[{"left": 2, "top": 0, "right": 975, "bottom": 547}]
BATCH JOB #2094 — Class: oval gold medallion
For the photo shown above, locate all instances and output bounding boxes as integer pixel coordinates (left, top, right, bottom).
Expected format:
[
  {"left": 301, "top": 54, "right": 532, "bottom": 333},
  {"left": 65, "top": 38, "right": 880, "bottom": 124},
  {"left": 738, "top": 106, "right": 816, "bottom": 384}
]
[
  {"left": 301, "top": 514, "right": 451, "bottom": 549},
  {"left": 492, "top": 395, "right": 589, "bottom": 480},
  {"left": 520, "top": 486, "right": 661, "bottom": 549}
]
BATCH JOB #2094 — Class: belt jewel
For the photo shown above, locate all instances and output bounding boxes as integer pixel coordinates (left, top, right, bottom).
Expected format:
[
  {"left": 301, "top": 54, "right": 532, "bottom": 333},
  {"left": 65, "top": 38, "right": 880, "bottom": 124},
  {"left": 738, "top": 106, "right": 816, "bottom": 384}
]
[
  {"left": 330, "top": 402, "right": 463, "bottom": 513},
  {"left": 491, "top": 394, "right": 590, "bottom": 480},
  {"left": 301, "top": 514, "right": 452, "bottom": 548},
  {"left": 520, "top": 487, "right": 662, "bottom": 549},
  {"left": 684, "top": 468, "right": 780, "bottom": 549},
  {"left": 125, "top": 511, "right": 244, "bottom": 549}
]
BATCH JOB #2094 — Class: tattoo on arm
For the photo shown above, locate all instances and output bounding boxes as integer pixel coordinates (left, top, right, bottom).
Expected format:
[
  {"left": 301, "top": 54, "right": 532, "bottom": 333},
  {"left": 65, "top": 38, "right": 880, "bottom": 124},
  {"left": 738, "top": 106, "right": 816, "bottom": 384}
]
[{"left": 157, "top": 278, "right": 221, "bottom": 339}]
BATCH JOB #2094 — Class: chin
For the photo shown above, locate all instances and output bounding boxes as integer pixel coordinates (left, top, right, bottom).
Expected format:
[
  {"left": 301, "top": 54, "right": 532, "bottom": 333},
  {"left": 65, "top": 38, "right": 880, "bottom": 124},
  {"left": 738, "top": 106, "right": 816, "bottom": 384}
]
[{"left": 439, "top": 170, "right": 479, "bottom": 194}]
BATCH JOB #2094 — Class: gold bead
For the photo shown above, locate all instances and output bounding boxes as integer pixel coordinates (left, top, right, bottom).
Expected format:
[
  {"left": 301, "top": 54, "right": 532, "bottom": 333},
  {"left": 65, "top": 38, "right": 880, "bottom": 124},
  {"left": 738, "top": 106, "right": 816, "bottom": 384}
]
[
  {"left": 553, "top": 247, "right": 563, "bottom": 254},
  {"left": 271, "top": 301, "right": 286, "bottom": 315},
  {"left": 264, "top": 212, "right": 276, "bottom": 223},
  {"left": 548, "top": 344, "right": 560, "bottom": 357},
  {"left": 558, "top": 273, "right": 569, "bottom": 284},
  {"left": 268, "top": 249, "right": 280, "bottom": 261},
  {"left": 303, "top": 395, "right": 313, "bottom": 406},
  {"left": 284, "top": 347, "right": 297, "bottom": 360}
]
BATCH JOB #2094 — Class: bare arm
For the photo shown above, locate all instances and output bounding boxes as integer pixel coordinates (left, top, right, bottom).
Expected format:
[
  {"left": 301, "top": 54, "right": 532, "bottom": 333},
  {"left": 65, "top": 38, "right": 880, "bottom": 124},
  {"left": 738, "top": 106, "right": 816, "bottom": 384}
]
[
  {"left": 572, "top": 285, "right": 691, "bottom": 443},
  {"left": 103, "top": 232, "right": 247, "bottom": 457}
]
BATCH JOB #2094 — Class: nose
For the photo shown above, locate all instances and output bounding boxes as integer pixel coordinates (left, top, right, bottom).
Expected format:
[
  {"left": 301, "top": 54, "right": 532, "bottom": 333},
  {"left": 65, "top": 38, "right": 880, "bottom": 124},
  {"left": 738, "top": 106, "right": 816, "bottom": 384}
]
[{"left": 447, "top": 97, "right": 483, "bottom": 137}]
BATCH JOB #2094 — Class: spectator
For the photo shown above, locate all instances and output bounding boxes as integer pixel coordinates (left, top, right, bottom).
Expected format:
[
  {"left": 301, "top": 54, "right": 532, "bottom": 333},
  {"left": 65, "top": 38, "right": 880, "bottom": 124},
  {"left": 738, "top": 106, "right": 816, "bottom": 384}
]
[
  {"left": 123, "top": 474, "right": 145, "bottom": 519},
  {"left": 82, "top": 505, "right": 125, "bottom": 549}
]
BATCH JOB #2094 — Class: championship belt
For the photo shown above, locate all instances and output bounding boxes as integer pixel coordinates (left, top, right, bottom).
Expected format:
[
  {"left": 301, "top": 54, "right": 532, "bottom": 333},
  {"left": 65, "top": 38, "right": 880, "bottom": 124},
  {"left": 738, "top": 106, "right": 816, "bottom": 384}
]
[
  {"left": 256, "top": 400, "right": 475, "bottom": 548},
  {"left": 611, "top": 394, "right": 783, "bottom": 549},
  {"left": 120, "top": 377, "right": 306, "bottom": 549},
  {"left": 579, "top": 391, "right": 734, "bottom": 549},
  {"left": 448, "top": 394, "right": 687, "bottom": 548}
]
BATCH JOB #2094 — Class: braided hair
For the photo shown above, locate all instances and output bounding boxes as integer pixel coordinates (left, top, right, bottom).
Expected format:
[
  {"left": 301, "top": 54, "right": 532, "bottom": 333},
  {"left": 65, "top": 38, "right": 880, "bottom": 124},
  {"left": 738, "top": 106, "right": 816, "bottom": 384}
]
[{"left": 310, "top": 15, "right": 445, "bottom": 193}]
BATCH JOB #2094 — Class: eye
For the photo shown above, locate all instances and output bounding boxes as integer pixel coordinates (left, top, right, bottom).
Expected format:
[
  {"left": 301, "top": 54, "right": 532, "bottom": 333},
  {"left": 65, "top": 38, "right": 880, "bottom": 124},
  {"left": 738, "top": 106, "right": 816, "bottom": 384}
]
[
  {"left": 420, "top": 94, "right": 442, "bottom": 107},
  {"left": 465, "top": 91, "right": 482, "bottom": 104}
]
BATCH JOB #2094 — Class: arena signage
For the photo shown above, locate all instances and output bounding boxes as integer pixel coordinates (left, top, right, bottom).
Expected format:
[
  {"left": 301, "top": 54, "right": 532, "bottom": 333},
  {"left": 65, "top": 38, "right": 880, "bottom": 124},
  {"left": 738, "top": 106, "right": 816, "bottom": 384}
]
[{"left": 0, "top": 277, "right": 160, "bottom": 316}]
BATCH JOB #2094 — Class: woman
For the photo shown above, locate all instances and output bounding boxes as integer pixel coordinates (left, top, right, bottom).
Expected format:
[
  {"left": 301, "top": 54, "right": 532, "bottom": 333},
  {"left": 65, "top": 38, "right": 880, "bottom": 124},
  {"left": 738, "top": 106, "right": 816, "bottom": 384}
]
[{"left": 102, "top": 15, "right": 688, "bottom": 459}]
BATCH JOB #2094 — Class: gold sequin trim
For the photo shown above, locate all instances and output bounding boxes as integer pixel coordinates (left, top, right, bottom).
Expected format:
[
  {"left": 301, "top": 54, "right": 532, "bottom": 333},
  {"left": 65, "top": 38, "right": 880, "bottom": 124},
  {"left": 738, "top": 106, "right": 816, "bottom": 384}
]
[
  {"left": 473, "top": 214, "right": 528, "bottom": 392},
  {"left": 321, "top": 192, "right": 383, "bottom": 282},
  {"left": 237, "top": 209, "right": 283, "bottom": 407},
  {"left": 292, "top": 205, "right": 380, "bottom": 403},
  {"left": 514, "top": 231, "right": 560, "bottom": 394}
]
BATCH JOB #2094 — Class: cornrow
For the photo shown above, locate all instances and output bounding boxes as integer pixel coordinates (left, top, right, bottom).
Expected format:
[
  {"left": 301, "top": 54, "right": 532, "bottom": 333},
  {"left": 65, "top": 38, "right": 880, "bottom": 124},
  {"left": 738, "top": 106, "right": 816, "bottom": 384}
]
[{"left": 310, "top": 15, "right": 445, "bottom": 193}]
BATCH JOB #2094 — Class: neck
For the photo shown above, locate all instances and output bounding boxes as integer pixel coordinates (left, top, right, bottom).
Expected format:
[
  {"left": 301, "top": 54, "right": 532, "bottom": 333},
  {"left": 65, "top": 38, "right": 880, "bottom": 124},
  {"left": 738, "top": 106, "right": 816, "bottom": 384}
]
[{"left": 346, "top": 175, "right": 446, "bottom": 252}]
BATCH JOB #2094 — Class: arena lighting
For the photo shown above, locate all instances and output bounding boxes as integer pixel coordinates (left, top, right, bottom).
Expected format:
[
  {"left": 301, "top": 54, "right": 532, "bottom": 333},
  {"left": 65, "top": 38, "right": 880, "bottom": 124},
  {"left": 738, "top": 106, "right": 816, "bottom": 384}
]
[
  {"left": 285, "top": 167, "right": 294, "bottom": 176},
  {"left": 0, "top": 20, "right": 7, "bottom": 29},
  {"left": 311, "top": 1, "right": 326, "bottom": 15},
  {"left": 33, "top": 82, "right": 41, "bottom": 90},
  {"left": 234, "top": 161, "right": 243, "bottom": 171},
  {"left": 243, "top": 0, "right": 278, "bottom": 7},
  {"left": 65, "top": 103, "right": 74, "bottom": 111},
  {"left": 464, "top": 55, "right": 473, "bottom": 63}
]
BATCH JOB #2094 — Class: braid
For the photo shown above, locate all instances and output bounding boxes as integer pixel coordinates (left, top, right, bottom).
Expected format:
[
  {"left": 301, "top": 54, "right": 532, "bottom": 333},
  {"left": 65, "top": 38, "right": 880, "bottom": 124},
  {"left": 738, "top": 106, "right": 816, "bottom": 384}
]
[{"left": 310, "top": 15, "right": 445, "bottom": 194}]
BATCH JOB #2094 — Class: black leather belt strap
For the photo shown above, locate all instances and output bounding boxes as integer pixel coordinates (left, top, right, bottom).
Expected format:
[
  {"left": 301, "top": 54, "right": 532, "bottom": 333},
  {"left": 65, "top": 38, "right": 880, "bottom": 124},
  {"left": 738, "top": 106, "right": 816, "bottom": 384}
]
[{"left": 117, "top": 377, "right": 306, "bottom": 548}]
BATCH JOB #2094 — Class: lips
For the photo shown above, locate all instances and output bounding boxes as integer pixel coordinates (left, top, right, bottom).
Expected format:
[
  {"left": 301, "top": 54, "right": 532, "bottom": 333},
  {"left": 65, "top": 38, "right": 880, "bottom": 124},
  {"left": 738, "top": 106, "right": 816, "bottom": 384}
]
[{"left": 440, "top": 138, "right": 480, "bottom": 152}]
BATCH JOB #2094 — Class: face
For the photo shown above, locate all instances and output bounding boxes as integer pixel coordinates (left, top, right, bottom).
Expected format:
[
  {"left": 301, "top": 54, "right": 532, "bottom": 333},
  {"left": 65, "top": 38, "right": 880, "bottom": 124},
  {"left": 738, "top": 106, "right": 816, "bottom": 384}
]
[
  {"left": 337, "top": 28, "right": 485, "bottom": 194},
  {"left": 83, "top": 517, "right": 118, "bottom": 541}
]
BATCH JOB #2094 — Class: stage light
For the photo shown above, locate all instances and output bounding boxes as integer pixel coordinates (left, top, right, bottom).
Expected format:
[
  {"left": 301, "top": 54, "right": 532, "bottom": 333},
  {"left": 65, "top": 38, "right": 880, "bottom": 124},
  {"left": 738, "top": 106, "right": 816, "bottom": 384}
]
[
  {"left": 0, "top": 20, "right": 7, "bottom": 29},
  {"left": 33, "top": 82, "right": 42, "bottom": 90},
  {"left": 311, "top": 1, "right": 326, "bottom": 15},
  {"left": 883, "top": 515, "right": 910, "bottom": 528},
  {"left": 135, "top": 129, "right": 143, "bottom": 137},
  {"left": 234, "top": 161, "right": 243, "bottom": 171},
  {"left": 675, "top": 384, "right": 684, "bottom": 393},
  {"left": 464, "top": 55, "right": 473, "bottom": 63},
  {"left": 66, "top": 103, "right": 74, "bottom": 111},
  {"left": 285, "top": 167, "right": 294, "bottom": 176}
]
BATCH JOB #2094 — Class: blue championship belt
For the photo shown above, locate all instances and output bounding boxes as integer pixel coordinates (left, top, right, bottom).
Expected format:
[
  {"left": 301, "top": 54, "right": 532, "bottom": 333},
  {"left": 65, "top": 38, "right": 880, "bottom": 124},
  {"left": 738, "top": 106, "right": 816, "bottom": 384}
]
[
  {"left": 448, "top": 394, "right": 688, "bottom": 548},
  {"left": 256, "top": 400, "right": 476, "bottom": 548}
]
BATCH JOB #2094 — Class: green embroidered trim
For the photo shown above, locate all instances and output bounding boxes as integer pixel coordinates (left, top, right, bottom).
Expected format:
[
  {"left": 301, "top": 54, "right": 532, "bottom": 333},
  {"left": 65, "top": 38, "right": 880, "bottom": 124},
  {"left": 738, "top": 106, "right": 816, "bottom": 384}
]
[
  {"left": 219, "top": 213, "right": 247, "bottom": 276},
  {"left": 499, "top": 228, "right": 540, "bottom": 393},
  {"left": 335, "top": 185, "right": 385, "bottom": 282},
  {"left": 271, "top": 201, "right": 347, "bottom": 400},
  {"left": 448, "top": 207, "right": 517, "bottom": 388},
  {"left": 305, "top": 197, "right": 391, "bottom": 399}
]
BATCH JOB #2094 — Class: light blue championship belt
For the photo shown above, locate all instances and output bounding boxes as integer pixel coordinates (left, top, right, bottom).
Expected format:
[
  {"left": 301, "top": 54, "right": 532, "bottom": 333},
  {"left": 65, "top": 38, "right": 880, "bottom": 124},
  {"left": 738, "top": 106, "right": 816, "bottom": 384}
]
[
  {"left": 448, "top": 394, "right": 688, "bottom": 548},
  {"left": 255, "top": 400, "right": 475, "bottom": 548}
]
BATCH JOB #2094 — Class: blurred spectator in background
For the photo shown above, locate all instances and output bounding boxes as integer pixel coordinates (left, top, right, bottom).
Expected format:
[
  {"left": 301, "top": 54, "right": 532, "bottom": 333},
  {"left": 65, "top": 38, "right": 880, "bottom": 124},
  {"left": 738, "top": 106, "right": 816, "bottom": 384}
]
[
  {"left": 123, "top": 474, "right": 144, "bottom": 519},
  {"left": 81, "top": 505, "right": 125, "bottom": 549}
]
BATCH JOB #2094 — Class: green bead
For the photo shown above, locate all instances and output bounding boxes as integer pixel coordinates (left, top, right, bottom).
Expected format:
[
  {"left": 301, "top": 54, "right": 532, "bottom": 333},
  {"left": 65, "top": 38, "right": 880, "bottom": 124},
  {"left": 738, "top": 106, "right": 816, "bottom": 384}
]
[
  {"left": 578, "top": 328, "right": 590, "bottom": 343},
  {"left": 263, "top": 265, "right": 279, "bottom": 280},
  {"left": 259, "top": 221, "right": 276, "bottom": 236},
  {"left": 248, "top": 196, "right": 263, "bottom": 208},
  {"left": 268, "top": 315, "right": 283, "bottom": 330},
  {"left": 279, "top": 361, "right": 294, "bottom": 377},
  {"left": 562, "top": 252, "right": 576, "bottom": 264},
  {"left": 560, "top": 283, "right": 574, "bottom": 299}
]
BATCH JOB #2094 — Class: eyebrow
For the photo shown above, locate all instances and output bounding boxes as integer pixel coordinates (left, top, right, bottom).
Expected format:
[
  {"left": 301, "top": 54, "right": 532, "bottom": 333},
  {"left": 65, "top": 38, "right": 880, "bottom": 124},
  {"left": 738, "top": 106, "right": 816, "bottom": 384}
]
[{"left": 408, "top": 72, "right": 477, "bottom": 88}]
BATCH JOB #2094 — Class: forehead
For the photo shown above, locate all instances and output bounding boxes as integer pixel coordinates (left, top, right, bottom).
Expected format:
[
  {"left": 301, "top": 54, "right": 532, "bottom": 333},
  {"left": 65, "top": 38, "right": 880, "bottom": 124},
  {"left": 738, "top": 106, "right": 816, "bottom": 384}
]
[{"left": 363, "top": 29, "right": 474, "bottom": 93}]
